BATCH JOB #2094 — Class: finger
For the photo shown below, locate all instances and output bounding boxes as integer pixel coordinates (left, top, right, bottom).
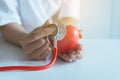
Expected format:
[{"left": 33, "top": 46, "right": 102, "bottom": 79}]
[
  {"left": 58, "top": 53, "right": 72, "bottom": 62},
  {"left": 67, "top": 50, "right": 77, "bottom": 61},
  {"left": 76, "top": 54, "right": 83, "bottom": 60},
  {"left": 37, "top": 47, "right": 52, "bottom": 60},
  {"left": 78, "top": 29, "right": 83, "bottom": 38},
  {"left": 42, "top": 19, "right": 52, "bottom": 27},
  {"left": 75, "top": 50, "right": 81, "bottom": 55},
  {"left": 67, "top": 50, "right": 76, "bottom": 59},
  {"left": 33, "top": 24, "right": 57, "bottom": 38},
  {"left": 30, "top": 42, "right": 49, "bottom": 59},
  {"left": 76, "top": 50, "right": 83, "bottom": 59},
  {"left": 20, "top": 32, "right": 39, "bottom": 46},
  {"left": 75, "top": 43, "right": 82, "bottom": 50},
  {"left": 44, "top": 36, "right": 54, "bottom": 51},
  {"left": 23, "top": 39, "right": 45, "bottom": 54}
]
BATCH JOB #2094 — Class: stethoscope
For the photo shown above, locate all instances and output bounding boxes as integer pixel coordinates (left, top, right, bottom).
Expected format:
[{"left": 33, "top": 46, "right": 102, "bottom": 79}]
[{"left": 0, "top": 22, "right": 66, "bottom": 71}]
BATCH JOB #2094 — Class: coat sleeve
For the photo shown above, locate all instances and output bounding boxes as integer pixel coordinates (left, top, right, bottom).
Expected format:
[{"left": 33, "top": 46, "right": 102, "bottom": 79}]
[
  {"left": 0, "top": 0, "right": 21, "bottom": 26},
  {"left": 58, "top": 0, "right": 80, "bottom": 21}
]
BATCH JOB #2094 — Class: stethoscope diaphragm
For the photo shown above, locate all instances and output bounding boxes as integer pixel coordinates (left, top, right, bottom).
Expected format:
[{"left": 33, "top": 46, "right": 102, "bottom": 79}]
[{"left": 49, "top": 21, "right": 66, "bottom": 41}]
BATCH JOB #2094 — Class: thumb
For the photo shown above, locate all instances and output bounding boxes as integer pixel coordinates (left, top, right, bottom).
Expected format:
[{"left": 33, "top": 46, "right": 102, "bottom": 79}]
[
  {"left": 20, "top": 20, "right": 57, "bottom": 45},
  {"left": 32, "top": 23, "right": 57, "bottom": 40},
  {"left": 36, "top": 24, "right": 57, "bottom": 38},
  {"left": 20, "top": 25, "right": 57, "bottom": 45},
  {"left": 43, "top": 19, "right": 53, "bottom": 27}
]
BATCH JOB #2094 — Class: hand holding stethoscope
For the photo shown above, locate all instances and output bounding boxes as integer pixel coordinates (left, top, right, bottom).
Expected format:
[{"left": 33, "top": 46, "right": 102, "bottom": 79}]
[
  {"left": 0, "top": 19, "right": 82, "bottom": 71},
  {"left": 0, "top": 20, "right": 66, "bottom": 71},
  {"left": 20, "top": 20, "right": 58, "bottom": 61}
]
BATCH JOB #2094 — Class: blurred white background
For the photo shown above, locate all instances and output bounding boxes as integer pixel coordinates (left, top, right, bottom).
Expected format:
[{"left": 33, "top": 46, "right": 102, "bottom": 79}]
[{"left": 80, "top": 0, "right": 120, "bottom": 39}]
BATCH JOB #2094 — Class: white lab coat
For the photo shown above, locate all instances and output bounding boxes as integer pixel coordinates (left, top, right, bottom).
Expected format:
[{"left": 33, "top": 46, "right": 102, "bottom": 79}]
[{"left": 0, "top": 0, "right": 80, "bottom": 32}]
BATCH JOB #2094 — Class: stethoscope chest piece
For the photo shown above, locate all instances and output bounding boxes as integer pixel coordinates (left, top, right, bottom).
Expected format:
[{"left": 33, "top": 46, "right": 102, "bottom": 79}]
[{"left": 49, "top": 21, "right": 66, "bottom": 41}]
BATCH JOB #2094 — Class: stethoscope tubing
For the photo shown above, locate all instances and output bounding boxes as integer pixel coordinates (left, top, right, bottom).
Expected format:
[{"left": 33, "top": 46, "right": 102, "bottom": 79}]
[
  {"left": 0, "top": 48, "right": 58, "bottom": 71},
  {"left": 0, "top": 23, "right": 63, "bottom": 71}
]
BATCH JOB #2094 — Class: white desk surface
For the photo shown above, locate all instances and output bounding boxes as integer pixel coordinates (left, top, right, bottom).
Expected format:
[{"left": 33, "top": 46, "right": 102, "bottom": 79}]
[{"left": 0, "top": 36, "right": 120, "bottom": 80}]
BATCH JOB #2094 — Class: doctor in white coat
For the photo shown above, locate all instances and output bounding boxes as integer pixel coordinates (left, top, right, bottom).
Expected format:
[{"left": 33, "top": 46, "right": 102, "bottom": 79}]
[{"left": 0, "top": 0, "right": 82, "bottom": 62}]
